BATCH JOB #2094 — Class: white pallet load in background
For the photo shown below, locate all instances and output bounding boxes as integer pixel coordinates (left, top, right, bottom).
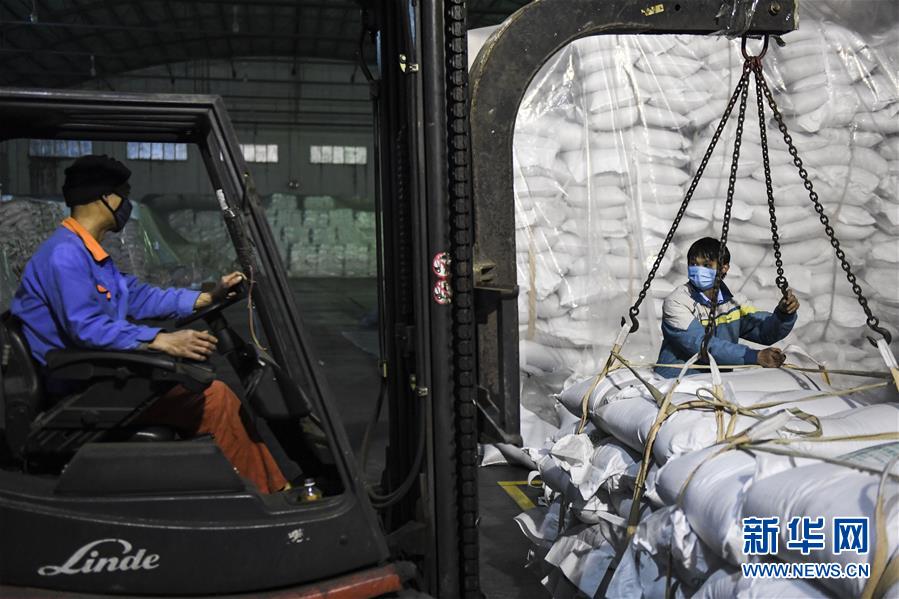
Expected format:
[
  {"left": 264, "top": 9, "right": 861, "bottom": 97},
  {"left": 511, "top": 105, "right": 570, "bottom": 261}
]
[
  {"left": 0, "top": 198, "right": 69, "bottom": 306},
  {"left": 264, "top": 199, "right": 376, "bottom": 278},
  {"left": 490, "top": 1, "right": 899, "bottom": 455}
]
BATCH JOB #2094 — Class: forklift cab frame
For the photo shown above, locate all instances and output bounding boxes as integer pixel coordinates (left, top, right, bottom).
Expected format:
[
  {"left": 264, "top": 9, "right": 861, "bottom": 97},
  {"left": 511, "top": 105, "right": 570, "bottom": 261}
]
[
  {"left": 0, "top": 0, "right": 797, "bottom": 596},
  {"left": 0, "top": 90, "right": 391, "bottom": 596}
]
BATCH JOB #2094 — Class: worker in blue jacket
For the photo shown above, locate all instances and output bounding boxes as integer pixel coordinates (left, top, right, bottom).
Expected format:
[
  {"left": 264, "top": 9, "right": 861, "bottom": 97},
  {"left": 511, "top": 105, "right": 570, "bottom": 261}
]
[
  {"left": 654, "top": 237, "right": 800, "bottom": 378},
  {"left": 11, "top": 154, "right": 286, "bottom": 493}
]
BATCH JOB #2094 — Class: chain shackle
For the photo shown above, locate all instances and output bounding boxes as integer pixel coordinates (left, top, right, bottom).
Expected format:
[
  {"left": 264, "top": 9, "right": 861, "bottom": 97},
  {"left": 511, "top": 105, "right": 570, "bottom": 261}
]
[
  {"left": 752, "top": 62, "right": 892, "bottom": 347},
  {"left": 625, "top": 67, "right": 753, "bottom": 334},
  {"left": 741, "top": 35, "right": 770, "bottom": 61}
]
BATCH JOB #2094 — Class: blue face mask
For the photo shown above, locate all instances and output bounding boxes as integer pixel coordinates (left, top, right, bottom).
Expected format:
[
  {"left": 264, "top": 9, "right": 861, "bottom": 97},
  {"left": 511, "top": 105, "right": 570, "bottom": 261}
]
[{"left": 688, "top": 265, "right": 720, "bottom": 291}]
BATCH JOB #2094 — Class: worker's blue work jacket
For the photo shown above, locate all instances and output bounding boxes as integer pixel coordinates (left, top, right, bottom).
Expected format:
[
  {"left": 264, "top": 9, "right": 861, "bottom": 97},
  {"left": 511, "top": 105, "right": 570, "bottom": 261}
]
[
  {"left": 11, "top": 217, "right": 200, "bottom": 365},
  {"left": 654, "top": 281, "right": 796, "bottom": 378}
]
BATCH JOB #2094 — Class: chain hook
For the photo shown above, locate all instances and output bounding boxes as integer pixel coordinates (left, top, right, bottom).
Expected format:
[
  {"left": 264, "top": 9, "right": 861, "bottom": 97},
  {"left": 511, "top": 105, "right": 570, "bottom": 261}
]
[
  {"left": 624, "top": 312, "right": 640, "bottom": 334},
  {"left": 867, "top": 323, "right": 893, "bottom": 348},
  {"left": 741, "top": 34, "right": 769, "bottom": 61}
]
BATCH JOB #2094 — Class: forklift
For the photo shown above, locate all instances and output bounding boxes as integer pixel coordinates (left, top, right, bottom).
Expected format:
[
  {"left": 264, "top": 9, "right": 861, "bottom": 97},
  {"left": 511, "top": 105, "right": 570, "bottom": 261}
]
[{"left": 0, "top": 1, "right": 797, "bottom": 596}]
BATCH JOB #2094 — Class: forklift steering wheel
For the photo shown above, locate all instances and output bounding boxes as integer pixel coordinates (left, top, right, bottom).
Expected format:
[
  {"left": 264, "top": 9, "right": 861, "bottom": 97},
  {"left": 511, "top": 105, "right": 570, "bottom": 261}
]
[{"left": 174, "top": 280, "right": 248, "bottom": 328}]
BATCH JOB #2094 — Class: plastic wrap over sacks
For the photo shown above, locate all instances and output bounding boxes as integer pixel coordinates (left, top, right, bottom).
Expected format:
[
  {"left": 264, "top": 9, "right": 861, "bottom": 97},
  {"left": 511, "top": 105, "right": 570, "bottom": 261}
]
[{"left": 503, "top": 15, "right": 899, "bottom": 435}]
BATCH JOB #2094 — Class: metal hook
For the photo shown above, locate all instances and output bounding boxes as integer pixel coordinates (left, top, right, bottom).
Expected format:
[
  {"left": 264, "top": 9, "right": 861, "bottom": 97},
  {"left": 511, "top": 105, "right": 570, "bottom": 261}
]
[
  {"left": 741, "top": 35, "right": 770, "bottom": 61},
  {"left": 623, "top": 313, "right": 640, "bottom": 334},
  {"left": 867, "top": 323, "right": 893, "bottom": 348}
]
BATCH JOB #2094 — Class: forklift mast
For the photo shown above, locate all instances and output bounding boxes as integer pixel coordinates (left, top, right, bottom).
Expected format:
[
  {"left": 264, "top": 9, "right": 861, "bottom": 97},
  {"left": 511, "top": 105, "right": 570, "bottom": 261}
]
[{"left": 365, "top": 1, "right": 479, "bottom": 596}]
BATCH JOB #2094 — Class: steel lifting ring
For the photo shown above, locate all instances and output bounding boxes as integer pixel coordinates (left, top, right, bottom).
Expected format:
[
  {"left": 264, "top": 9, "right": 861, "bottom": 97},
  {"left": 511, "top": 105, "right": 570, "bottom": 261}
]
[{"left": 741, "top": 35, "right": 769, "bottom": 60}]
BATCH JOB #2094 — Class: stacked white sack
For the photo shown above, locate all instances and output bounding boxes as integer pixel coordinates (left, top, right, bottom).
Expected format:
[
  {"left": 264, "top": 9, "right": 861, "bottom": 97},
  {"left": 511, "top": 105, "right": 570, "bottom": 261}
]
[
  {"left": 513, "top": 20, "right": 899, "bottom": 405},
  {"left": 514, "top": 34, "right": 714, "bottom": 400},
  {"left": 506, "top": 16, "right": 899, "bottom": 596},
  {"left": 689, "top": 21, "right": 899, "bottom": 374},
  {"left": 523, "top": 360, "right": 899, "bottom": 597}
]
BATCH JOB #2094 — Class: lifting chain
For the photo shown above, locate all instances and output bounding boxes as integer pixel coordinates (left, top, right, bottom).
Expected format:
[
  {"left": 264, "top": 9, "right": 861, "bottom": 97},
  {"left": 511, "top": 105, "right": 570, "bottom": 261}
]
[
  {"left": 625, "top": 66, "right": 753, "bottom": 333},
  {"left": 625, "top": 34, "right": 892, "bottom": 355},
  {"left": 753, "top": 63, "right": 789, "bottom": 298},
  {"left": 701, "top": 70, "right": 750, "bottom": 360},
  {"left": 749, "top": 51, "right": 892, "bottom": 346}
]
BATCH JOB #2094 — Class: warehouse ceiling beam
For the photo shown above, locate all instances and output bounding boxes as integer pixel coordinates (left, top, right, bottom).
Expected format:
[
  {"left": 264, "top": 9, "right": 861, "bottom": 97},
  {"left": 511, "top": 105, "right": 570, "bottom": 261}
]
[
  {"left": 0, "top": 17, "right": 357, "bottom": 39},
  {"left": 0, "top": 32, "right": 357, "bottom": 86},
  {"left": 0, "top": 60, "right": 369, "bottom": 87},
  {"left": 290, "top": 2, "right": 301, "bottom": 75},
  {"left": 97, "top": 0, "right": 150, "bottom": 77},
  {"left": 2, "top": 0, "right": 360, "bottom": 26},
  {"left": 217, "top": 1, "right": 237, "bottom": 77},
  {"left": 29, "top": 0, "right": 105, "bottom": 79},
  {"left": 190, "top": 1, "right": 217, "bottom": 68},
  {"left": 0, "top": 0, "right": 88, "bottom": 86}
]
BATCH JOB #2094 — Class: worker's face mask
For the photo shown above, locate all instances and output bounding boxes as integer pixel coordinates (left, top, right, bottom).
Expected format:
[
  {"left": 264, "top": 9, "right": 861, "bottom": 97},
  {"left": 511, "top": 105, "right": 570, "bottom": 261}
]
[
  {"left": 687, "top": 265, "right": 720, "bottom": 291},
  {"left": 101, "top": 193, "right": 132, "bottom": 233}
]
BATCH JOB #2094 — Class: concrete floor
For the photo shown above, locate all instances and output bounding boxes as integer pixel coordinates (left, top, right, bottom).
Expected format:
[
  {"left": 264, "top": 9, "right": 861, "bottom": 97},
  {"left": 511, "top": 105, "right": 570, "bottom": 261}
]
[{"left": 291, "top": 278, "right": 548, "bottom": 599}]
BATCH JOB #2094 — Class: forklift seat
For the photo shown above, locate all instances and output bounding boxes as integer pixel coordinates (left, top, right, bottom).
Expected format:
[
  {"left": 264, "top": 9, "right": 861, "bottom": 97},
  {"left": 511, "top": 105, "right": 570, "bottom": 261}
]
[{"left": 0, "top": 312, "right": 216, "bottom": 463}]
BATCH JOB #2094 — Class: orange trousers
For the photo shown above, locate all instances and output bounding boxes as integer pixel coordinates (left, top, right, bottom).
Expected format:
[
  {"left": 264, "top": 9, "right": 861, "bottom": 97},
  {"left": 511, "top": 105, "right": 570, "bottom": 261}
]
[{"left": 139, "top": 380, "right": 288, "bottom": 494}]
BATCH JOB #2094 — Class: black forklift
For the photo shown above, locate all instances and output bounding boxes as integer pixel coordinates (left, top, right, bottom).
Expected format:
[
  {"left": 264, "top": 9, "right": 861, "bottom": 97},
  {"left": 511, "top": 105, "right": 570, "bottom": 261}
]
[{"left": 0, "top": 1, "right": 797, "bottom": 597}]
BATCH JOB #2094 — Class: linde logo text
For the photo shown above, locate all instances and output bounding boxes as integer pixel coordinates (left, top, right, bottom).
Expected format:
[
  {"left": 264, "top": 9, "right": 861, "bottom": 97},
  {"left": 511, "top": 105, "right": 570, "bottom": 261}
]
[{"left": 38, "top": 539, "right": 160, "bottom": 576}]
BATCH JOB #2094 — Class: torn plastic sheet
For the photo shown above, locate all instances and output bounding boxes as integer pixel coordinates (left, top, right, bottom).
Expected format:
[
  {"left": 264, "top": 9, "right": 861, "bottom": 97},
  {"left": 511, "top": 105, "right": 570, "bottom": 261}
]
[
  {"left": 514, "top": 499, "right": 563, "bottom": 547},
  {"left": 544, "top": 523, "right": 617, "bottom": 598},
  {"left": 479, "top": 442, "right": 538, "bottom": 470}
]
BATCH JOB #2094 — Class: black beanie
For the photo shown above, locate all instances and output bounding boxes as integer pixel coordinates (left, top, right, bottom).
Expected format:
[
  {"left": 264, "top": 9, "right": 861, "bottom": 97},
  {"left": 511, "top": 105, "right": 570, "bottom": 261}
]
[{"left": 62, "top": 154, "right": 132, "bottom": 207}]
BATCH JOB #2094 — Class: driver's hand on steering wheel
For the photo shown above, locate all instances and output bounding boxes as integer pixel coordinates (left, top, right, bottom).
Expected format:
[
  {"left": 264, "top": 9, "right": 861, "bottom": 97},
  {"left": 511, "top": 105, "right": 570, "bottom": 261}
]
[
  {"left": 149, "top": 330, "right": 218, "bottom": 361},
  {"left": 194, "top": 271, "right": 245, "bottom": 310}
]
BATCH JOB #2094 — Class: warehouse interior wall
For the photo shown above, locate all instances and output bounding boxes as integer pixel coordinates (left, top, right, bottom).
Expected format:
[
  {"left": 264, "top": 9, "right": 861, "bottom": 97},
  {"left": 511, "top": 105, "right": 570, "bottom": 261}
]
[{"left": 0, "top": 58, "right": 375, "bottom": 205}]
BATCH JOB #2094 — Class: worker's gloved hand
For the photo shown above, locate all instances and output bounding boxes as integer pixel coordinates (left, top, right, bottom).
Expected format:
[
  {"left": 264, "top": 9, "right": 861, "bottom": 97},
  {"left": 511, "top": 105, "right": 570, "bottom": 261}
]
[
  {"left": 195, "top": 271, "right": 245, "bottom": 309},
  {"left": 149, "top": 330, "right": 219, "bottom": 361},
  {"left": 776, "top": 288, "right": 800, "bottom": 315},
  {"left": 757, "top": 347, "right": 785, "bottom": 368}
]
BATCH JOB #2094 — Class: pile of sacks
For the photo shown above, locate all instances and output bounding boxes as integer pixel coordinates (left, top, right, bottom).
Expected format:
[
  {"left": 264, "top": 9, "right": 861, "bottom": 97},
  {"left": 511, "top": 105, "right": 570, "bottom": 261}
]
[
  {"left": 516, "top": 359, "right": 899, "bottom": 598},
  {"left": 511, "top": 17, "right": 899, "bottom": 419},
  {"left": 263, "top": 193, "right": 377, "bottom": 278},
  {"left": 0, "top": 198, "right": 68, "bottom": 307}
]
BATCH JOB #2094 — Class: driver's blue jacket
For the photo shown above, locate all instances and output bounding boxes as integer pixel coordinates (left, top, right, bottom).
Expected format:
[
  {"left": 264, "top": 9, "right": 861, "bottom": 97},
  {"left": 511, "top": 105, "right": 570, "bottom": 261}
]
[{"left": 11, "top": 217, "right": 200, "bottom": 365}]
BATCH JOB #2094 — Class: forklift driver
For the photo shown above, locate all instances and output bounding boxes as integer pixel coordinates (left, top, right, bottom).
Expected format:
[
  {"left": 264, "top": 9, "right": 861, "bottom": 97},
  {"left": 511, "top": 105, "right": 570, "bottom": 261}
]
[{"left": 10, "top": 154, "right": 287, "bottom": 494}]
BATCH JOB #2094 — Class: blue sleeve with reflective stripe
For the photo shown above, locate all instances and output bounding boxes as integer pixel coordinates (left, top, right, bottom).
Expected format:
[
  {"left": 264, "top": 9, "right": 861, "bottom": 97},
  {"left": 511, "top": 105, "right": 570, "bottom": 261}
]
[
  {"left": 662, "top": 319, "right": 758, "bottom": 366},
  {"left": 739, "top": 307, "right": 796, "bottom": 346},
  {"left": 44, "top": 248, "right": 161, "bottom": 350},
  {"left": 123, "top": 274, "right": 200, "bottom": 321}
]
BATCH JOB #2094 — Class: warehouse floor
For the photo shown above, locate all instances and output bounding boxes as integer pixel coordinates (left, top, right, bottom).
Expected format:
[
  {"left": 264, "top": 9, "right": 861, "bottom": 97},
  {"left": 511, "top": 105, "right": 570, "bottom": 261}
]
[{"left": 291, "top": 277, "right": 549, "bottom": 599}]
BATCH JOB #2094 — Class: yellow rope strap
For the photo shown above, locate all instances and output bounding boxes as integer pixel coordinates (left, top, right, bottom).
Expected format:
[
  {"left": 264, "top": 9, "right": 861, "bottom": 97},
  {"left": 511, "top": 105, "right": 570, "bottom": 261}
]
[
  {"left": 575, "top": 323, "right": 633, "bottom": 434},
  {"left": 664, "top": 438, "right": 899, "bottom": 599},
  {"left": 617, "top": 353, "right": 890, "bottom": 538},
  {"left": 861, "top": 456, "right": 899, "bottom": 599},
  {"left": 634, "top": 361, "right": 895, "bottom": 381},
  {"left": 576, "top": 350, "right": 620, "bottom": 435}
]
